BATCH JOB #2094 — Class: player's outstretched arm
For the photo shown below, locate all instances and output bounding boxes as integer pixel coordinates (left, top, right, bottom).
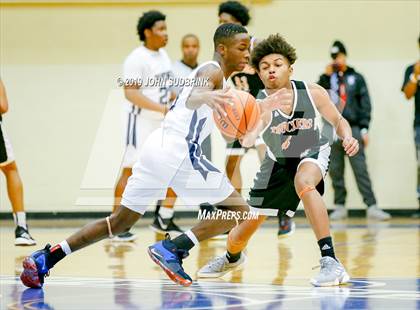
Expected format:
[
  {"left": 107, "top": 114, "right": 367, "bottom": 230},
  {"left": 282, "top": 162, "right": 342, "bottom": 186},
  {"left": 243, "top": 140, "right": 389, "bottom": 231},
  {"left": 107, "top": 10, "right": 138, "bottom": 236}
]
[
  {"left": 185, "top": 63, "right": 233, "bottom": 118},
  {"left": 239, "top": 102, "right": 270, "bottom": 148},
  {"left": 0, "top": 79, "right": 9, "bottom": 115},
  {"left": 309, "top": 83, "right": 359, "bottom": 157}
]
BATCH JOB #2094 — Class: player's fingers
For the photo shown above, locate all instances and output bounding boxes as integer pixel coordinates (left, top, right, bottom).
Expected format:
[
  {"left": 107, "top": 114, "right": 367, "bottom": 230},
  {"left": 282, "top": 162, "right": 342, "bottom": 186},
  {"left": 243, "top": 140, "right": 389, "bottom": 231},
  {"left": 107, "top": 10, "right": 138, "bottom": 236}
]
[
  {"left": 215, "top": 103, "right": 227, "bottom": 117},
  {"left": 346, "top": 141, "right": 358, "bottom": 156},
  {"left": 214, "top": 95, "right": 231, "bottom": 107},
  {"left": 219, "top": 94, "right": 235, "bottom": 105}
]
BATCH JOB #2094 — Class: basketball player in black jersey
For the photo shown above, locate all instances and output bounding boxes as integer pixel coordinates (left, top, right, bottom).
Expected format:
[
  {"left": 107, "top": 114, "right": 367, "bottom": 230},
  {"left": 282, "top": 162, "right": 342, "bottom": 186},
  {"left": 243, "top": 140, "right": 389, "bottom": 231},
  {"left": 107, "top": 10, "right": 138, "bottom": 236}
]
[
  {"left": 198, "top": 34, "right": 359, "bottom": 286},
  {"left": 218, "top": 0, "right": 294, "bottom": 237}
]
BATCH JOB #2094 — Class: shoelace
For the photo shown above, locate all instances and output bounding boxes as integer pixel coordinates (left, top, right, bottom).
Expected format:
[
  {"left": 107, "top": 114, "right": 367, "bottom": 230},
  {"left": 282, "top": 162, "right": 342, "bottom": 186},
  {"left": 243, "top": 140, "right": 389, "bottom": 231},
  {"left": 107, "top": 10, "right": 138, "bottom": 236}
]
[
  {"left": 311, "top": 258, "right": 334, "bottom": 271},
  {"left": 208, "top": 256, "right": 226, "bottom": 269}
]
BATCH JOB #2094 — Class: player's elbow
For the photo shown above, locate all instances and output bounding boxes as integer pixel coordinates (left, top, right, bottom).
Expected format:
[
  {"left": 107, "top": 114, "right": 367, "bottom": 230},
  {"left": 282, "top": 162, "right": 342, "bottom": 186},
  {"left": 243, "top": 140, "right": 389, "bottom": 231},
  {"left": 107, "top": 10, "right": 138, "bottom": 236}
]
[
  {"left": 404, "top": 91, "right": 413, "bottom": 100},
  {"left": 0, "top": 103, "right": 8, "bottom": 114}
]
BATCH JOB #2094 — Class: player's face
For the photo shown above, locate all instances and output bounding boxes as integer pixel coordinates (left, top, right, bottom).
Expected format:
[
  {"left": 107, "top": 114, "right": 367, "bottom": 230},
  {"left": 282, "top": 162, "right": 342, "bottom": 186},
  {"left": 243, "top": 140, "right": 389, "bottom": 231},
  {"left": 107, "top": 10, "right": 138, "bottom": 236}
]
[
  {"left": 147, "top": 20, "right": 168, "bottom": 48},
  {"left": 258, "top": 54, "right": 292, "bottom": 89},
  {"left": 182, "top": 37, "right": 199, "bottom": 62},
  {"left": 219, "top": 13, "right": 240, "bottom": 25},
  {"left": 224, "top": 33, "right": 250, "bottom": 72}
]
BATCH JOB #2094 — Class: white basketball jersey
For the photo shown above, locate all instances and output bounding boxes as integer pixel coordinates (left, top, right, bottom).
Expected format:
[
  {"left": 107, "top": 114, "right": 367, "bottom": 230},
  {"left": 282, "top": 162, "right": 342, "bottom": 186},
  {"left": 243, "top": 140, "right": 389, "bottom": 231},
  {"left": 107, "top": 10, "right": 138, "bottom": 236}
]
[
  {"left": 162, "top": 61, "right": 226, "bottom": 144},
  {"left": 123, "top": 45, "right": 172, "bottom": 120}
]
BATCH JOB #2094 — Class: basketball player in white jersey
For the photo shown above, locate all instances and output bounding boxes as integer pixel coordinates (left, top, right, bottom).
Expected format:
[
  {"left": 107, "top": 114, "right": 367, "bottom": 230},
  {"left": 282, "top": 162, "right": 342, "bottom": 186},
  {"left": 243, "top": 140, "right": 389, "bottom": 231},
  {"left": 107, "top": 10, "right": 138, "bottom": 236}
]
[
  {"left": 21, "top": 23, "right": 252, "bottom": 289},
  {"left": 113, "top": 10, "right": 181, "bottom": 241},
  {"left": 199, "top": 34, "right": 358, "bottom": 286}
]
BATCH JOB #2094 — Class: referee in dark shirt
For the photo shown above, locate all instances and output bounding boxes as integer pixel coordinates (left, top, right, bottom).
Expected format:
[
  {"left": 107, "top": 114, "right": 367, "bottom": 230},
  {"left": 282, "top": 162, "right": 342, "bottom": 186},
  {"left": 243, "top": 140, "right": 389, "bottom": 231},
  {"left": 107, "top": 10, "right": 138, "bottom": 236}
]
[
  {"left": 318, "top": 41, "right": 391, "bottom": 221},
  {"left": 402, "top": 35, "right": 420, "bottom": 217}
]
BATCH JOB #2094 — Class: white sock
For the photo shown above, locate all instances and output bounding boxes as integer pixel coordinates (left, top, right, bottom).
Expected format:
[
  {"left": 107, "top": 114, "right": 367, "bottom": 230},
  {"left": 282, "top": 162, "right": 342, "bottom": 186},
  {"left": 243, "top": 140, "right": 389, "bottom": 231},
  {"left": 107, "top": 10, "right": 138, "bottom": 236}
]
[
  {"left": 59, "top": 240, "right": 72, "bottom": 255},
  {"left": 13, "top": 212, "right": 27, "bottom": 229},
  {"left": 185, "top": 230, "right": 199, "bottom": 246},
  {"left": 159, "top": 206, "right": 174, "bottom": 219}
]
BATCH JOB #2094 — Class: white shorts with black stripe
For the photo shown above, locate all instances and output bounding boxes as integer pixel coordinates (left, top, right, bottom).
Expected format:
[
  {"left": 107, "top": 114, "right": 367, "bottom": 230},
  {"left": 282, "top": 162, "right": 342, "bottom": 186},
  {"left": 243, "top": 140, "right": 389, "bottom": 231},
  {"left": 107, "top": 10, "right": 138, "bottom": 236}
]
[
  {"left": 122, "top": 112, "right": 162, "bottom": 168},
  {"left": 0, "top": 124, "right": 15, "bottom": 167},
  {"left": 121, "top": 128, "right": 234, "bottom": 214}
]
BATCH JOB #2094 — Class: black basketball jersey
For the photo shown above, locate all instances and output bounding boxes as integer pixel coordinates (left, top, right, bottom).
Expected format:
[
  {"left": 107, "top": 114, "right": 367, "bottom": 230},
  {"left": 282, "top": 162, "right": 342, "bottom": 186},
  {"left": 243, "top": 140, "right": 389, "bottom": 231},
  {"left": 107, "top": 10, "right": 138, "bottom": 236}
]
[{"left": 260, "top": 80, "right": 329, "bottom": 161}]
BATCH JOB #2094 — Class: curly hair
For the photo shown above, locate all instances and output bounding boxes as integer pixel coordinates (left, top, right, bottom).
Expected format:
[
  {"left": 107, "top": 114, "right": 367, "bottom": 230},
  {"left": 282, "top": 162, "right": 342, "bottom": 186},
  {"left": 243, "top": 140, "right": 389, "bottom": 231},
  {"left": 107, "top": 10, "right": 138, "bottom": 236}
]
[
  {"left": 218, "top": 1, "right": 251, "bottom": 26},
  {"left": 136, "top": 10, "right": 166, "bottom": 42},
  {"left": 251, "top": 34, "right": 297, "bottom": 69}
]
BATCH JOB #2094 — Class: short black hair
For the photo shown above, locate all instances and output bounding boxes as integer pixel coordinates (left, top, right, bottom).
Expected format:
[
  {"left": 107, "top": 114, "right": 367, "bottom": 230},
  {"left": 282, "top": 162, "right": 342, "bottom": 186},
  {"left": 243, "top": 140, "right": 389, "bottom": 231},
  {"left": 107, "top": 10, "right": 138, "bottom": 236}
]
[
  {"left": 182, "top": 33, "right": 199, "bottom": 44},
  {"left": 251, "top": 34, "right": 297, "bottom": 69},
  {"left": 218, "top": 1, "right": 251, "bottom": 26},
  {"left": 137, "top": 10, "right": 166, "bottom": 42},
  {"left": 213, "top": 23, "right": 248, "bottom": 50}
]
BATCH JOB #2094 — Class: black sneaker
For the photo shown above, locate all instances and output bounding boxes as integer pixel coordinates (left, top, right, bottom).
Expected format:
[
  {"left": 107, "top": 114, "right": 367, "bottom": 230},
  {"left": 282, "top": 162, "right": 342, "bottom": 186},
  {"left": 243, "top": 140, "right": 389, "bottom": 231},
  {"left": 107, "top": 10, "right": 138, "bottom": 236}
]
[
  {"left": 277, "top": 216, "right": 296, "bottom": 238},
  {"left": 112, "top": 231, "right": 137, "bottom": 242},
  {"left": 15, "top": 226, "right": 36, "bottom": 246},
  {"left": 150, "top": 214, "right": 183, "bottom": 236}
]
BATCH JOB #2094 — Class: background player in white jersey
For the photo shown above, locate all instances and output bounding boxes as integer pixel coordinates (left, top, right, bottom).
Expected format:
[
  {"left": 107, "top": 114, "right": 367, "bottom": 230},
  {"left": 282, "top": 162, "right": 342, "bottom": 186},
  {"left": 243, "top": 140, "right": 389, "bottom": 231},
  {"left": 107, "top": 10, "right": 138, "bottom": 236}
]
[
  {"left": 21, "top": 23, "right": 252, "bottom": 289},
  {"left": 0, "top": 79, "right": 36, "bottom": 246},
  {"left": 113, "top": 10, "right": 181, "bottom": 241},
  {"left": 198, "top": 34, "right": 359, "bottom": 286}
]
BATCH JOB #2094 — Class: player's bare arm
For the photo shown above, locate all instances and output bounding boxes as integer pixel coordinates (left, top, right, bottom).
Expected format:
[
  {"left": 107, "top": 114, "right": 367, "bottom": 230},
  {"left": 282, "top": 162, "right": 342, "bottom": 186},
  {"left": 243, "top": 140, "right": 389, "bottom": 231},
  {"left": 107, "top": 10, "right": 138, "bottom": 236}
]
[
  {"left": 185, "top": 63, "right": 233, "bottom": 118},
  {"left": 239, "top": 100, "right": 270, "bottom": 147},
  {"left": 403, "top": 61, "right": 420, "bottom": 100},
  {"left": 0, "top": 80, "right": 9, "bottom": 115},
  {"left": 124, "top": 83, "right": 167, "bottom": 115},
  {"left": 309, "top": 83, "right": 359, "bottom": 157}
]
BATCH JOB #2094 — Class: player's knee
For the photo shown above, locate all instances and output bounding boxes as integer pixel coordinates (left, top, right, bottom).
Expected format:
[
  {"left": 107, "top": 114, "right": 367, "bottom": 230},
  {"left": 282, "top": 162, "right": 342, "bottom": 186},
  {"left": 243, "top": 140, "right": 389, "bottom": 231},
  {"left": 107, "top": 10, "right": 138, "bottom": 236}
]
[
  {"left": 1, "top": 161, "right": 17, "bottom": 174},
  {"left": 294, "top": 173, "right": 314, "bottom": 193}
]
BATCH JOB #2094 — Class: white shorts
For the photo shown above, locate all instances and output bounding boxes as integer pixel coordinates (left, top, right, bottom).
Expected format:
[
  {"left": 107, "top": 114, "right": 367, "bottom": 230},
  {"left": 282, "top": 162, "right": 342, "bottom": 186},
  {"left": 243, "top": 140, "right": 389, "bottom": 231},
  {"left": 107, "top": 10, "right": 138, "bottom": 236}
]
[
  {"left": 0, "top": 125, "right": 15, "bottom": 167},
  {"left": 121, "top": 128, "right": 234, "bottom": 214},
  {"left": 296, "top": 143, "right": 331, "bottom": 179},
  {"left": 122, "top": 113, "right": 162, "bottom": 168}
]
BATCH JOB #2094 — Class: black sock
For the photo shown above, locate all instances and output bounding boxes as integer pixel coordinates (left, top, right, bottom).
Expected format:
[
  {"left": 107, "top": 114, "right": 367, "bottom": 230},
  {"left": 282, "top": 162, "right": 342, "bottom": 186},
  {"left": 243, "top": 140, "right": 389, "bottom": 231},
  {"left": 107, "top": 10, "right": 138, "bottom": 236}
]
[
  {"left": 226, "top": 251, "right": 241, "bottom": 263},
  {"left": 317, "top": 236, "right": 336, "bottom": 260},
  {"left": 47, "top": 244, "right": 66, "bottom": 269},
  {"left": 155, "top": 200, "right": 163, "bottom": 216},
  {"left": 172, "top": 234, "right": 195, "bottom": 252},
  {"left": 199, "top": 203, "right": 214, "bottom": 213}
]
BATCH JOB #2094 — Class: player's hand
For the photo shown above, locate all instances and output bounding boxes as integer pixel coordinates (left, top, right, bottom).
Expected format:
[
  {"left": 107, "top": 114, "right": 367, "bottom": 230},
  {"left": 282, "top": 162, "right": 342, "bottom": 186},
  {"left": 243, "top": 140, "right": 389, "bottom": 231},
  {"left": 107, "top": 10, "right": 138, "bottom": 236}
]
[
  {"left": 261, "top": 88, "right": 293, "bottom": 114},
  {"left": 169, "top": 90, "right": 177, "bottom": 102},
  {"left": 242, "top": 64, "right": 255, "bottom": 75},
  {"left": 206, "top": 88, "right": 233, "bottom": 119},
  {"left": 239, "top": 132, "right": 257, "bottom": 148},
  {"left": 362, "top": 132, "right": 369, "bottom": 147},
  {"left": 325, "top": 64, "right": 334, "bottom": 76},
  {"left": 342, "top": 136, "right": 359, "bottom": 157}
]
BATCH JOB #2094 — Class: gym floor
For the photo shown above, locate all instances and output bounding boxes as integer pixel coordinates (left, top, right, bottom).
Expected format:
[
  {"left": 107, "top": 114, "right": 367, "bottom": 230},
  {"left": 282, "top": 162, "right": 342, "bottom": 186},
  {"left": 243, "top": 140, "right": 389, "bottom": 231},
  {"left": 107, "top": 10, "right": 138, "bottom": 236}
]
[{"left": 1, "top": 217, "right": 419, "bottom": 309}]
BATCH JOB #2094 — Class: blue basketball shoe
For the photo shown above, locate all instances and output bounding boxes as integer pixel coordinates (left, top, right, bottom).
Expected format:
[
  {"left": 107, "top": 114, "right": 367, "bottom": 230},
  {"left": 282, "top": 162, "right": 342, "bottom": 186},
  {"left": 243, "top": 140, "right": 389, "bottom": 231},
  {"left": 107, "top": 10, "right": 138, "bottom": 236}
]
[
  {"left": 147, "top": 235, "right": 192, "bottom": 287},
  {"left": 20, "top": 244, "right": 52, "bottom": 288}
]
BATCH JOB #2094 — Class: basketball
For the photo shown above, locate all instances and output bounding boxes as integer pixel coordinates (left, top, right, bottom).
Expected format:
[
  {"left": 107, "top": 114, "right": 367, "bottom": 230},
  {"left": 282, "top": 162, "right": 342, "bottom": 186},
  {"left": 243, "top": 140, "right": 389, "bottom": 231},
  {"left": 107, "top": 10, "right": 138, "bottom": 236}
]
[{"left": 213, "top": 89, "right": 260, "bottom": 139}]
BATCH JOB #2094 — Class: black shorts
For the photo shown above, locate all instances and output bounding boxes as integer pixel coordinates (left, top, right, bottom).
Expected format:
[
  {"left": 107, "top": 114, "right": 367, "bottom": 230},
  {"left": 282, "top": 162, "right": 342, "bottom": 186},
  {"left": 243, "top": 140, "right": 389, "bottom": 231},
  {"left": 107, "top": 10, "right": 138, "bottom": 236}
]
[
  {"left": 0, "top": 124, "right": 7, "bottom": 164},
  {"left": 247, "top": 155, "right": 326, "bottom": 217}
]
